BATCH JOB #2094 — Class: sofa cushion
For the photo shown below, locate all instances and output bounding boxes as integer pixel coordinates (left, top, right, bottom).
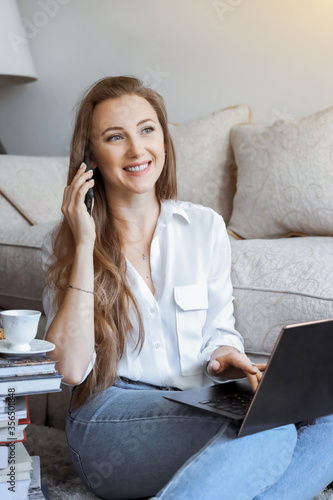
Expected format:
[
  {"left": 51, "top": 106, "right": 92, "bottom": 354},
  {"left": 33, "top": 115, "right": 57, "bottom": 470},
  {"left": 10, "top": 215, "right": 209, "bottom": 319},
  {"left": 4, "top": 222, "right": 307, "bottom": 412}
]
[
  {"left": 0, "top": 155, "right": 68, "bottom": 311},
  {"left": 230, "top": 236, "right": 333, "bottom": 356},
  {"left": 0, "top": 155, "right": 68, "bottom": 236},
  {"left": 0, "top": 221, "right": 58, "bottom": 311},
  {"left": 170, "top": 105, "right": 251, "bottom": 224},
  {"left": 228, "top": 105, "right": 333, "bottom": 238}
]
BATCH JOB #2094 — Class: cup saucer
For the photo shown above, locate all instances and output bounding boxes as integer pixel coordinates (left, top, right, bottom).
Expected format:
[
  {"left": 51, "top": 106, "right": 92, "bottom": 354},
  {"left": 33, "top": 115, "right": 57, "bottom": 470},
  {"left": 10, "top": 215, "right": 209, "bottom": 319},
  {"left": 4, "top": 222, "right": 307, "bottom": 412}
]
[{"left": 0, "top": 339, "right": 55, "bottom": 355}]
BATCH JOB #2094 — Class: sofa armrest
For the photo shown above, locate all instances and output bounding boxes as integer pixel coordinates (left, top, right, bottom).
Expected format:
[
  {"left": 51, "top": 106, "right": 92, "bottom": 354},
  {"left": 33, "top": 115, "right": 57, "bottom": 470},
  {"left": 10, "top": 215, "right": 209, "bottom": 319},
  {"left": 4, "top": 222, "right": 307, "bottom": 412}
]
[
  {"left": 28, "top": 393, "right": 48, "bottom": 427},
  {"left": 45, "top": 386, "right": 72, "bottom": 431}
]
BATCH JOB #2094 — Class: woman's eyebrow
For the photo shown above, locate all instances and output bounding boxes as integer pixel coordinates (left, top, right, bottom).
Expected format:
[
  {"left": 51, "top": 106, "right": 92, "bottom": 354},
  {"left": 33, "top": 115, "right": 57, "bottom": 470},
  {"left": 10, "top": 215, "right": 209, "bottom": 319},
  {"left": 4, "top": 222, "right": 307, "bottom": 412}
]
[
  {"left": 101, "top": 118, "right": 156, "bottom": 136},
  {"left": 137, "top": 118, "right": 156, "bottom": 126}
]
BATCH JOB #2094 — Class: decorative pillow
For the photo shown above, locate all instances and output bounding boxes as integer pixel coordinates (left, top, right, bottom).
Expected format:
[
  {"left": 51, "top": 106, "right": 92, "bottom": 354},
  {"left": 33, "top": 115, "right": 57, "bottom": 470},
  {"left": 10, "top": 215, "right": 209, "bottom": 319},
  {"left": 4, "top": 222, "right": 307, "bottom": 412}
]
[
  {"left": 228, "top": 105, "right": 333, "bottom": 238},
  {"left": 170, "top": 105, "right": 251, "bottom": 224},
  {"left": 0, "top": 156, "right": 68, "bottom": 237}
]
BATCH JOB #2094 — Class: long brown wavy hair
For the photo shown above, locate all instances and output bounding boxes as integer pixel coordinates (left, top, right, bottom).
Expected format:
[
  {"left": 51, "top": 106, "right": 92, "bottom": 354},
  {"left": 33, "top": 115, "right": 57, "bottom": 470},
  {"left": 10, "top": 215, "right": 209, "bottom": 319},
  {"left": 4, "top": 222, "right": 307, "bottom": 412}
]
[{"left": 46, "top": 76, "right": 177, "bottom": 407}]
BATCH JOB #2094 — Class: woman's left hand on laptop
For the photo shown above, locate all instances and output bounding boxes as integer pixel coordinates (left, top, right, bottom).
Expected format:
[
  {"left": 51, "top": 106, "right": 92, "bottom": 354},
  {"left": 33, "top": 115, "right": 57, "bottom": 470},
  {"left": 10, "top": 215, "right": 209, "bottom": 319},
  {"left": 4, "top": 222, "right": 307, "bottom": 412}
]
[{"left": 207, "top": 346, "right": 266, "bottom": 392}]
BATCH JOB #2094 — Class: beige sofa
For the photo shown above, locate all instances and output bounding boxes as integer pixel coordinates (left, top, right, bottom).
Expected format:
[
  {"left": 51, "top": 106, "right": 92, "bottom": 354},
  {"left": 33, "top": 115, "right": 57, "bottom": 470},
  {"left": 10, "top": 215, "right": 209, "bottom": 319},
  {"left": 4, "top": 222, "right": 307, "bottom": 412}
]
[{"left": 0, "top": 103, "right": 333, "bottom": 496}]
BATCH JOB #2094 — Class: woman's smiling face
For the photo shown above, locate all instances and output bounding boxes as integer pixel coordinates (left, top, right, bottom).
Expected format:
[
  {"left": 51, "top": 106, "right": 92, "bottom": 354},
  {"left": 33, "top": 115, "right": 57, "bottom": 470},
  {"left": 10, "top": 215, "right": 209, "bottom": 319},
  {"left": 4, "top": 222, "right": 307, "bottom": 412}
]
[{"left": 90, "top": 94, "right": 165, "bottom": 201}]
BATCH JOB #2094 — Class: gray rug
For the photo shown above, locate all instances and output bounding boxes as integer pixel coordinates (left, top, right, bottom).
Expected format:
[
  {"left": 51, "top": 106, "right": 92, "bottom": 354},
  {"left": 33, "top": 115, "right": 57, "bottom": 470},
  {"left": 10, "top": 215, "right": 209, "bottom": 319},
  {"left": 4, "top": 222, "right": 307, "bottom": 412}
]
[
  {"left": 25, "top": 424, "right": 333, "bottom": 500},
  {"left": 26, "top": 424, "right": 98, "bottom": 500}
]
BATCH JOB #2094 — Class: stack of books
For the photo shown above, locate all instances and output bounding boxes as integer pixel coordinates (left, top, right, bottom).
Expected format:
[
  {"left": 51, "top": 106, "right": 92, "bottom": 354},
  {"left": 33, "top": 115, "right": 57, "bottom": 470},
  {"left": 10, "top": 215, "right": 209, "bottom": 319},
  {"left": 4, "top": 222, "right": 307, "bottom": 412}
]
[
  {"left": 0, "top": 351, "right": 63, "bottom": 499},
  {"left": 0, "top": 354, "right": 63, "bottom": 396}
]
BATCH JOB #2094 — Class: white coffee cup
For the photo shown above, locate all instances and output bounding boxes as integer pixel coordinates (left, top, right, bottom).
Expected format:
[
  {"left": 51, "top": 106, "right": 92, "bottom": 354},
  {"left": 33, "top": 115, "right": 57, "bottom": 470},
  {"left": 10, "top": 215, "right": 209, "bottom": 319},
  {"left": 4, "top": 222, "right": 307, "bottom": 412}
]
[{"left": 0, "top": 310, "right": 41, "bottom": 352}]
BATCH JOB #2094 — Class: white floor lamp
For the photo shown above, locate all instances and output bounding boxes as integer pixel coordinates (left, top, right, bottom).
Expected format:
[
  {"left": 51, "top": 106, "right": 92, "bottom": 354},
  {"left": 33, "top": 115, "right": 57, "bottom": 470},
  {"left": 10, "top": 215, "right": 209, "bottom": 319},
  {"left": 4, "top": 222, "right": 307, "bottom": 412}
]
[
  {"left": 0, "top": 0, "right": 37, "bottom": 223},
  {"left": 0, "top": 0, "right": 37, "bottom": 153}
]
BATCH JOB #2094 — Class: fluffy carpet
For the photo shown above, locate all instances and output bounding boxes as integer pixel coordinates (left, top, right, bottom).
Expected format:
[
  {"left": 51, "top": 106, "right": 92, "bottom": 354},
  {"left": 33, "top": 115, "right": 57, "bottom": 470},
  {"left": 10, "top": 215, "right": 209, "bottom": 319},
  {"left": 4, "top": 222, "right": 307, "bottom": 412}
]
[
  {"left": 25, "top": 424, "right": 98, "bottom": 500},
  {"left": 25, "top": 424, "right": 333, "bottom": 500}
]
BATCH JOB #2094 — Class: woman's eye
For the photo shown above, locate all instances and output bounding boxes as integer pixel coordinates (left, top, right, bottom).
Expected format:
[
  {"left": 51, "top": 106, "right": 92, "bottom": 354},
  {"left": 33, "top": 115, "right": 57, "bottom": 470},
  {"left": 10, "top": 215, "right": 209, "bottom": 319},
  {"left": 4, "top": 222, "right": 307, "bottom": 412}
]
[
  {"left": 142, "top": 126, "right": 154, "bottom": 134},
  {"left": 107, "top": 134, "right": 122, "bottom": 142}
]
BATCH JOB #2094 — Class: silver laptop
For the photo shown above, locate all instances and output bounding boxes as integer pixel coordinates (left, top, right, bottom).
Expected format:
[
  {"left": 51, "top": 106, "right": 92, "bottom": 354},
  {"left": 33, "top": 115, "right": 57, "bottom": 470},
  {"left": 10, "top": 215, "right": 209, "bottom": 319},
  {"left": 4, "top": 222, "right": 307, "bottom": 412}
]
[{"left": 164, "top": 319, "right": 333, "bottom": 437}]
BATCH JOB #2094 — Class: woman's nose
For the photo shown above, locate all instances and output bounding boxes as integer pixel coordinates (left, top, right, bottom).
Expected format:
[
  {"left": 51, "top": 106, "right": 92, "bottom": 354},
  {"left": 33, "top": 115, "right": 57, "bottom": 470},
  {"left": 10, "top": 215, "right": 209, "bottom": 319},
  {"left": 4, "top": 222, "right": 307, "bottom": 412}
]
[{"left": 127, "top": 137, "right": 144, "bottom": 158}]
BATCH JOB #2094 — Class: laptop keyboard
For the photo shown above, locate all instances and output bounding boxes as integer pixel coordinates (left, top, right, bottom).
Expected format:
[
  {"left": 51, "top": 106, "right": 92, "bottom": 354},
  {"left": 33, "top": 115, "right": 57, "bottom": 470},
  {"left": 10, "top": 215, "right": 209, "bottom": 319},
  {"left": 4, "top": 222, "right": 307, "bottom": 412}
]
[{"left": 198, "top": 392, "right": 254, "bottom": 416}]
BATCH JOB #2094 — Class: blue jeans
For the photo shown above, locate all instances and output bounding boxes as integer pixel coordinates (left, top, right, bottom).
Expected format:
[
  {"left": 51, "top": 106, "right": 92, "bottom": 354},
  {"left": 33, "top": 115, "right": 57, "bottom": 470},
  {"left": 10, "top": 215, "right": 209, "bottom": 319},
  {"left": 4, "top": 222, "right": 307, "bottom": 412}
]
[{"left": 66, "top": 378, "right": 333, "bottom": 500}]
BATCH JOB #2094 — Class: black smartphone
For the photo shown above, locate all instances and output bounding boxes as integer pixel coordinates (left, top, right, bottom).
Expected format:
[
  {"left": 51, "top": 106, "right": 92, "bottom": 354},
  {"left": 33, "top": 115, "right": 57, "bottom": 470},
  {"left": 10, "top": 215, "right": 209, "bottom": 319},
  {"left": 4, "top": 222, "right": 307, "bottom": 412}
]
[{"left": 83, "top": 146, "right": 94, "bottom": 216}]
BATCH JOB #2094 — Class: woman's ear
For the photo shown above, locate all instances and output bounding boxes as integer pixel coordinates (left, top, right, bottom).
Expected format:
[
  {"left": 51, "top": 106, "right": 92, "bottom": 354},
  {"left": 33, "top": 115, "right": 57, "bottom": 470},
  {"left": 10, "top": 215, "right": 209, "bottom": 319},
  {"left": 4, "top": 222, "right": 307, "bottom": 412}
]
[
  {"left": 90, "top": 156, "right": 98, "bottom": 170},
  {"left": 88, "top": 143, "right": 97, "bottom": 169}
]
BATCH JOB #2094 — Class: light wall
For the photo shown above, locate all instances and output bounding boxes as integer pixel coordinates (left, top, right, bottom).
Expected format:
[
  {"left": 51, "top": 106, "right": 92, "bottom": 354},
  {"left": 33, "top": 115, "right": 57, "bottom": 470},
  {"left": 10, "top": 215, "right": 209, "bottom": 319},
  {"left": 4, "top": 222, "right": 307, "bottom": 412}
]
[{"left": 1, "top": 0, "right": 333, "bottom": 156}]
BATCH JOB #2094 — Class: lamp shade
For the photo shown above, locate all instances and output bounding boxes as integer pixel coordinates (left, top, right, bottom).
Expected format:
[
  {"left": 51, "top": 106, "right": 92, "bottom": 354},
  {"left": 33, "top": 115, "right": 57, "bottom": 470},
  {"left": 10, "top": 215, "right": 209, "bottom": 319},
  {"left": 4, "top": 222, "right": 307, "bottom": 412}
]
[{"left": 0, "top": 0, "right": 37, "bottom": 84}]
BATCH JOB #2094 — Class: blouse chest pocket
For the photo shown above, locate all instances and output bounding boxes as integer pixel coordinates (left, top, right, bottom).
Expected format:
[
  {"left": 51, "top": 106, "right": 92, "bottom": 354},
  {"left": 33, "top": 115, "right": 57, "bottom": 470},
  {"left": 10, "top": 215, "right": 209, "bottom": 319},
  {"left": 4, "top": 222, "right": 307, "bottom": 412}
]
[{"left": 174, "top": 284, "right": 208, "bottom": 377}]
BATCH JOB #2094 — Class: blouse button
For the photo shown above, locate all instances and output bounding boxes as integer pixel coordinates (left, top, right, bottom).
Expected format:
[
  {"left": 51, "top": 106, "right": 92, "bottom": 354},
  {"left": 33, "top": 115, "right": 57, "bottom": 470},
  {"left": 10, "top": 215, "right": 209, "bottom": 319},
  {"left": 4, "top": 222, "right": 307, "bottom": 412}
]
[{"left": 154, "top": 342, "right": 161, "bottom": 349}]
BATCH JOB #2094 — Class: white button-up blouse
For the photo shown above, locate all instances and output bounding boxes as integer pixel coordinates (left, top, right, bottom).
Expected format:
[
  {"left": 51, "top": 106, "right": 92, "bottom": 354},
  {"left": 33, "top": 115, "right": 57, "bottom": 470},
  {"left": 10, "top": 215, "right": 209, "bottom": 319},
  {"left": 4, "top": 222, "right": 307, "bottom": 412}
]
[{"left": 42, "top": 200, "right": 244, "bottom": 390}]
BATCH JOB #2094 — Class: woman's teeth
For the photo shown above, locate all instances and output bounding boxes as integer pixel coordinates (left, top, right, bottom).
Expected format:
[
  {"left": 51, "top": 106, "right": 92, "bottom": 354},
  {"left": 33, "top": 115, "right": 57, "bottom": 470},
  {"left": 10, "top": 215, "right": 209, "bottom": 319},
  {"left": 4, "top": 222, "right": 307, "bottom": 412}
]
[{"left": 125, "top": 162, "right": 149, "bottom": 172}]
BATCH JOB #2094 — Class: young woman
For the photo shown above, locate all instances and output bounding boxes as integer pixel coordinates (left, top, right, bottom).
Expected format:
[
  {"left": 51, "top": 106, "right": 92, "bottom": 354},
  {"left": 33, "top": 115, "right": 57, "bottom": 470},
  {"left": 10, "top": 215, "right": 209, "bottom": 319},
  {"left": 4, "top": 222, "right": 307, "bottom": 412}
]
[{"left": 42, "top": 76, "right": 333, "bottom": 500}]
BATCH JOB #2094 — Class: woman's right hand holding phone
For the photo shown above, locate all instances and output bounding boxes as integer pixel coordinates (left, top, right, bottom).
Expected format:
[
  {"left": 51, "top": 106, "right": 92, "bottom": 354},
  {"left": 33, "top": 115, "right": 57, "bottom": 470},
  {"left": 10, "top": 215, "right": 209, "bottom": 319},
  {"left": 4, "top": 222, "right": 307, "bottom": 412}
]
[{"left": 62, "top": 163, "right": 96, "bottom": 247}]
